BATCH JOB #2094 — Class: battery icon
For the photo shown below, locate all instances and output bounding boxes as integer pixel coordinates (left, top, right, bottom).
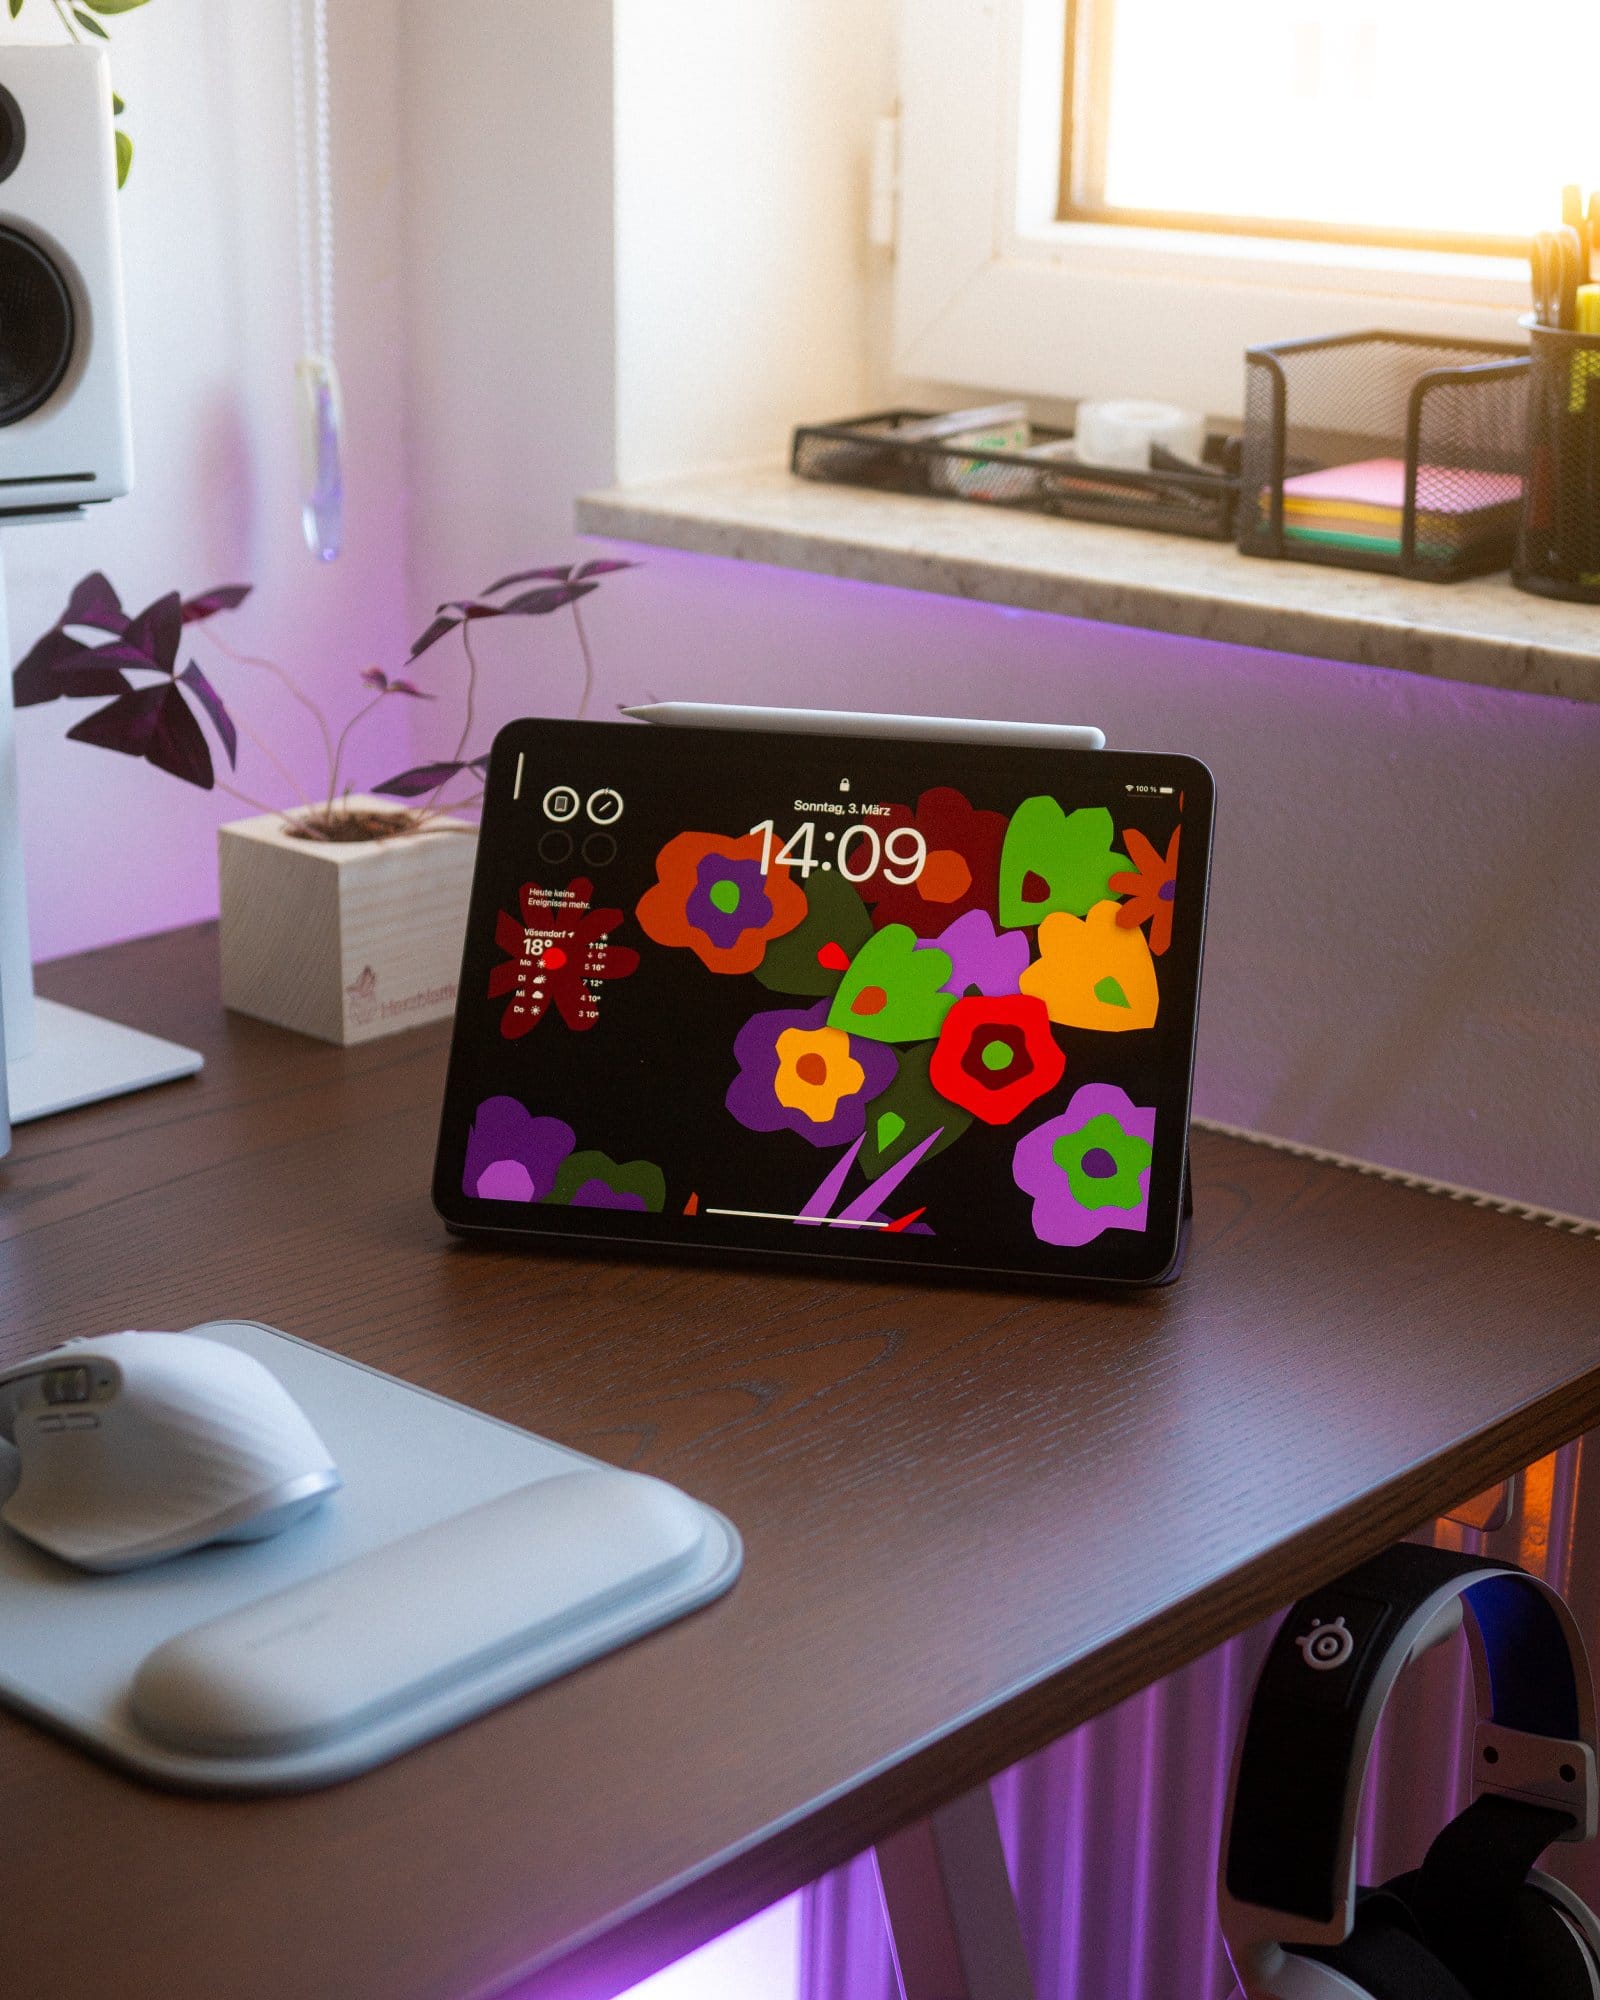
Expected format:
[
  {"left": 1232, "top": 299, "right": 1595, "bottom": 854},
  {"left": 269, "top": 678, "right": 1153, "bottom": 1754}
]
[{"left": 1158, "top": 785, "right": 1174, "bottom": 794}]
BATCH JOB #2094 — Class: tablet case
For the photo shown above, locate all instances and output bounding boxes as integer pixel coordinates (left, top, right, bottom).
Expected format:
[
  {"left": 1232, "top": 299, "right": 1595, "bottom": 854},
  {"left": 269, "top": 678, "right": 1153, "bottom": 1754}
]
[{"left": 0, "top": 1321, "right": 741, "bottom": 1792}]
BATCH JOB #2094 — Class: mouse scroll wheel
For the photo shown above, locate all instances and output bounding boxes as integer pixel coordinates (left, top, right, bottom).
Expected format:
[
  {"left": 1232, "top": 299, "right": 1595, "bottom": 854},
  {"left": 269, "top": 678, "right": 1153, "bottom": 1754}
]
[{"left": 42, "top": 1366, "right": 92, "bottom": 1406}]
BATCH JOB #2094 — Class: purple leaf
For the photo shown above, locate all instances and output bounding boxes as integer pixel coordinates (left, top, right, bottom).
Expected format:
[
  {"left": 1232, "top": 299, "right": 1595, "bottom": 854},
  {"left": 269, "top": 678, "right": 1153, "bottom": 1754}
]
[
  {"left": 179, "top": 661, "right": 238, "bottom": 768},
  {"left": 12, "top": 628, "right": 129, "bottom": 706},
  {"left": 106, "top": 591, "right": 183, "bottom": 674},
  {"left": 408, "top": 614, "right": 460, "bottom": 661},
  {"left": 387, "top": 678, "right": 434, "bottom": 699},
  {"left": 468, "top": 754, "right": 491, "bottom": 773},
  {"left": 360, "top": 666, "right": 389, "bottom": 689},
  {"left": 570, "top": 558, "right": 637, "bottom": 581},
  {"left": 500, "top": 581, "right": 598, "bottom": 616},
  {"left": 483, "top": 564, "right": 573, "bottom": 593},
  {"left": 180, "top": 583, "right": 252, "bottom": 625},
  {"left": 65, "top": 683, "right": 215, "bottom": 789},
  {"left": 62, "top": 571, "right": 128, "bottom": 635},
  {"left": 372, "top": 760, "right": 470, "bottom": 798}
]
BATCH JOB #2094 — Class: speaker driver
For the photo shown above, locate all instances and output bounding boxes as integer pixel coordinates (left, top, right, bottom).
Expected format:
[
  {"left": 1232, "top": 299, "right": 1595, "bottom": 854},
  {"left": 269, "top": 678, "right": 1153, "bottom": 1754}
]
[
  {"left": 0, "top": 225, "right": 75, "bottom": 427},
  {"left": 0, "top": 84, "right": 24, "bottom": 185}
]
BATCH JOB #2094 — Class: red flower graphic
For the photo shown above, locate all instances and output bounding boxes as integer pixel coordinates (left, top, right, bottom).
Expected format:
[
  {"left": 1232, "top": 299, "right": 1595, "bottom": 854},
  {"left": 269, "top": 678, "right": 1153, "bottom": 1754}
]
[
  {"left": 927, "top": 994, "right": 1065, "bottom": 1126},
  {"left": 858, "top": 787, "right": 1010, "bottom": 938},
  {"left": 488, "top": 877, "right": 639, "bottom": 1036},
  {"left": 1108, "top": 826, "right": 1180, "bottom": 957}
]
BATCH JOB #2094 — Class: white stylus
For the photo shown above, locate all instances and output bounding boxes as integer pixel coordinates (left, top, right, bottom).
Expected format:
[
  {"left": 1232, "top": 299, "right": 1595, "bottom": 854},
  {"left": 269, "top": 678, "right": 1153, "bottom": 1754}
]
[{"left": 618, "top": 703, "right": 1106, "bottom": 750}]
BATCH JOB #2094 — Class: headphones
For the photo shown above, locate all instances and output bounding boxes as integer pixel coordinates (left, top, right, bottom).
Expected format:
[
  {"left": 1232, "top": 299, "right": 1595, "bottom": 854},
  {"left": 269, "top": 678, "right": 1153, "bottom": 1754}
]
[{"left": 1219, "top": 1543, "right": 1600, "bottom": 2000}]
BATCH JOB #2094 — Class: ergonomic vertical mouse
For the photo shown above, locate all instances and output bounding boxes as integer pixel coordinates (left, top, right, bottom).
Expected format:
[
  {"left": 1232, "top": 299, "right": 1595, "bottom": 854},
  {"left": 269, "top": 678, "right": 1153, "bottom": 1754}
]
[{"left": 0, "top": 1332, "right": 341, "bottom": 1572}]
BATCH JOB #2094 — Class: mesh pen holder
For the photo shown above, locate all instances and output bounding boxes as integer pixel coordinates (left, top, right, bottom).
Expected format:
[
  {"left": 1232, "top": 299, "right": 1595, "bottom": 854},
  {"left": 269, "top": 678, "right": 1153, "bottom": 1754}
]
[
  {"left": 1239, "top": 332, "right": 1529, "bottom": 582},
  {"left": 1514, "top": 318, "right": 1600, "bottom": 603}
]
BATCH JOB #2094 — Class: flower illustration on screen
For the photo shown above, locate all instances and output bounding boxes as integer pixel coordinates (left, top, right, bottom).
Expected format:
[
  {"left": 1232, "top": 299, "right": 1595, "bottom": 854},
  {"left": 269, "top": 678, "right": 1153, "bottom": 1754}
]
[
  {"left": 998, "top": 798, "right": 1129, "bottom": 929},
  {"left": 726, "top": 1000, "right": 898, "bottom": 1147},
  {"left": 927, "top": 994, "right": 1065, "bottom": 1127},
  {"left": 1011, "top": 1083, "right": 1155, "bottom": 1246},
  {"left": 1018, "top": 900, "right": 1159, "bottom": 1032},
  {"left": 488, "top": 876, "right": 640, "bottom": 1037},
  {"left": 636, "top": 830, "right": 808, "bottom": 974},
  {"left": 462, "top": 1096, "right": 664, "bottom": 1210},
  {"left": 1108, "top": 826, "right": 1180, "bottom": 957},
  {"left": 463, "top": 1098, "right": 577, "bottom": 1202},
  {"left": 932, "top": 908, "right": 1031, "bottom": 999},
  {"left": 854, "top": 787, "right": 1010, "bottom": 938}
]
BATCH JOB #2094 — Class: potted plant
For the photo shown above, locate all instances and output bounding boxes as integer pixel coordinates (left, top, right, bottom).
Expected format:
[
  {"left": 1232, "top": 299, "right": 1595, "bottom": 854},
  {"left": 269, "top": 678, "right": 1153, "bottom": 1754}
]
[{"left": 13, "top": 558, "right": 636, "bottom": 1042}]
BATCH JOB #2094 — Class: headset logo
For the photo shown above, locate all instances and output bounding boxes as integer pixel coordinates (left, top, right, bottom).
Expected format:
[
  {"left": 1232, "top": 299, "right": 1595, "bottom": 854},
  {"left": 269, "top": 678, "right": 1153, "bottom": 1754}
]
[{"left": 1295, "top": 1616, "right": 1354, "bottom": 1671}]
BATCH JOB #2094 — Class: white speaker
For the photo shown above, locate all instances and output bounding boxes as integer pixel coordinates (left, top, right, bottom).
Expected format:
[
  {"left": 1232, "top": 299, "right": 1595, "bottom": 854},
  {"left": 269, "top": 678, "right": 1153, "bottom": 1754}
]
[{"left": 0, "top": 44, "right": 133, "bottom": 516}]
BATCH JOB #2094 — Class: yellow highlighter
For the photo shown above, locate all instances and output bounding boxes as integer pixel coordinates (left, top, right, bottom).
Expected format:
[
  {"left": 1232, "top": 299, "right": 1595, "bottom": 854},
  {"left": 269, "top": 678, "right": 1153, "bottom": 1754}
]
[{"left": 1569, "top": 285, "right": 1600, "bottom": 413}]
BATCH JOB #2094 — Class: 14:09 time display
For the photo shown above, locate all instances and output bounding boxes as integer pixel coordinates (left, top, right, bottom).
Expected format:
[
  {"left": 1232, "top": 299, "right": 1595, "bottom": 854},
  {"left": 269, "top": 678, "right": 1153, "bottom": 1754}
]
[{"left": 749, "top": 819, "right": 928, "bottom": 884}]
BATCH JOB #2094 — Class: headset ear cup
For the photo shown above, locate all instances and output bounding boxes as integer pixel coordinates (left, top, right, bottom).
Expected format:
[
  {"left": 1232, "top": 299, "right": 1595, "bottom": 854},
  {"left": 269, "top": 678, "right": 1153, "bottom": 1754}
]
[
  {"left": 1514, "top": 1884, "right": 1600, "bottom": 1999},
  {"left": 1306, "top": 1895, "right": 1475, "bottom": 2000}
]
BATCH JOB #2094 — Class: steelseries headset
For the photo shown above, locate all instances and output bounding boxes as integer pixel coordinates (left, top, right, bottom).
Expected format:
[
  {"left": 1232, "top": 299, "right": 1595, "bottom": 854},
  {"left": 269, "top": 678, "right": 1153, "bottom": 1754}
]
[{"left": 1219, "top": 1543, "right": 1600, "bottom": 2000}]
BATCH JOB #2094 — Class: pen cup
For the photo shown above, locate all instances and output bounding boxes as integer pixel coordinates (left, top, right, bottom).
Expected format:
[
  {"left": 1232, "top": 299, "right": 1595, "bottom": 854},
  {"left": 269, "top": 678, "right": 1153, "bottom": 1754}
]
[{"left": 1513, "top": 318, "right": 1600, "bottom": 603}]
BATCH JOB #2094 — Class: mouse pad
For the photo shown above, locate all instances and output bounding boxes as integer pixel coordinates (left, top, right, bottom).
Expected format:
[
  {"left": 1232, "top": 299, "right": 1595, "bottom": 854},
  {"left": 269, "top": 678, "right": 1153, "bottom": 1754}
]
[{"left": 0, "top": 1322, "right": 741, "bottom": 1792}]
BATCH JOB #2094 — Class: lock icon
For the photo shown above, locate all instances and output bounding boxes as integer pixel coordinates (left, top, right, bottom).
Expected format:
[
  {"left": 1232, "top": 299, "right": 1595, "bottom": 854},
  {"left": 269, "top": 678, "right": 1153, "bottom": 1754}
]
[{"left": 1295, "top": 1616, "right": 1354, "bottom": 1671}]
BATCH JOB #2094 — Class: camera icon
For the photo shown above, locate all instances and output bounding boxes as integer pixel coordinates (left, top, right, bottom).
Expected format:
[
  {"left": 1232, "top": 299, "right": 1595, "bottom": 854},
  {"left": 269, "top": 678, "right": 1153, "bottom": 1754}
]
[{"left": 1295, "top": 1616, "right": 1354, "bottom": 1672}]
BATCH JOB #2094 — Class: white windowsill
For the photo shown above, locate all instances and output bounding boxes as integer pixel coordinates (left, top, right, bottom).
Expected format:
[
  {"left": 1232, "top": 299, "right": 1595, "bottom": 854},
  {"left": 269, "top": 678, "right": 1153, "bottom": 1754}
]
[{"left": 575, "top": 465, "right": 1599, "bottom": 707}]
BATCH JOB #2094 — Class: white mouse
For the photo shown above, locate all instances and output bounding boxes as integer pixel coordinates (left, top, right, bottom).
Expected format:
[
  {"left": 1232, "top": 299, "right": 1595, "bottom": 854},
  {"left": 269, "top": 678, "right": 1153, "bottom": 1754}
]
[{"left": 0, "top": 1332, "right": 341, "bottom": 1573}]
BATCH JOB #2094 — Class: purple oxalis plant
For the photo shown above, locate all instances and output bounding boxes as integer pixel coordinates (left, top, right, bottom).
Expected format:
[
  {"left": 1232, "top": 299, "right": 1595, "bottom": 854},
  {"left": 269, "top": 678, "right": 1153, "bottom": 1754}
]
[{"left": 12, "top": 558, "right": 636, "bottom": 840}]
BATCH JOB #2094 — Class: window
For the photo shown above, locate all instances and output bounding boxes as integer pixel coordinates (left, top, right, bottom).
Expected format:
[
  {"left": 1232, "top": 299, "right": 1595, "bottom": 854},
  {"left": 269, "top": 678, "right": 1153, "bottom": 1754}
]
[
  {"left": 1060, "top": 0, "right": 1600, "bottom": 254},
  {"left": 896, "top": 0, "right": 1545, "bottom": 418}
]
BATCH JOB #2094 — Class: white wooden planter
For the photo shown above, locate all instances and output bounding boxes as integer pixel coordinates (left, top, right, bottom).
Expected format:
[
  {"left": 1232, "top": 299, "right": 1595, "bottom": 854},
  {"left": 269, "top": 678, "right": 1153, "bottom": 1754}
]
[{"left": 218, "top": 799, "right": 477, "bottom": 1045}]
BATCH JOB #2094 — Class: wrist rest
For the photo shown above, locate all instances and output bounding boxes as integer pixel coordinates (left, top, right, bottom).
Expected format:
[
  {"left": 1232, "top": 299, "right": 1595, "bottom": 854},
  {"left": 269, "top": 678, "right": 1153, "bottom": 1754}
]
[{"left": 133, "top": 1470, "right": 709, "bottom": 1757}]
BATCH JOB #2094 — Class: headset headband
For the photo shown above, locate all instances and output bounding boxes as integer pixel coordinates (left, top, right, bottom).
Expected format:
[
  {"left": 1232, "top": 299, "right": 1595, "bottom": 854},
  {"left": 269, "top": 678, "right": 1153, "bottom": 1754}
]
[{"left": 1220, "top": 1544, "right": 1598, "bottom": 1956}]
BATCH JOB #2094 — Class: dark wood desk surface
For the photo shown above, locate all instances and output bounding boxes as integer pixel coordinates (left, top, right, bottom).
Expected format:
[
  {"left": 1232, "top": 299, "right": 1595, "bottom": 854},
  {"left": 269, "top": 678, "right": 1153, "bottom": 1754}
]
[{"left": 2, "top": 926, "right": 1597, "bottom": 2000}]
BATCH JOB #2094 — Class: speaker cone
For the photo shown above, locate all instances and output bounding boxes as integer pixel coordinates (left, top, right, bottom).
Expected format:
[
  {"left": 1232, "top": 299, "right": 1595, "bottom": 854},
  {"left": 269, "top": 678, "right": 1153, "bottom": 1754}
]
[
  {"left": 0, "top": 224, "right": 75, "bottom": 427},
  {"left": 0, "top": 84, "right": 24, "bottom": 185}
]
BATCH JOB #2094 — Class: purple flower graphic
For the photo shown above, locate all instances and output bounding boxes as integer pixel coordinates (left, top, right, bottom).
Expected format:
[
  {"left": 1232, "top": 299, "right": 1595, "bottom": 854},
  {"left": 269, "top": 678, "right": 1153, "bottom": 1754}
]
[
  {"left": 934, "top": 908, "right": 1031, "bottom": 998},
  {"left": 684, "top": 854, "right": 773, "bottom": 952},
  {"left": 1011, "top": 1082, "right": 1155, "bottom": 1246},
  {"left": 463, "top": 1097, "right": 575, "bottom": 1202},
  {"left": 726, "top": 999, "right": 897, "bottom": 1147}
]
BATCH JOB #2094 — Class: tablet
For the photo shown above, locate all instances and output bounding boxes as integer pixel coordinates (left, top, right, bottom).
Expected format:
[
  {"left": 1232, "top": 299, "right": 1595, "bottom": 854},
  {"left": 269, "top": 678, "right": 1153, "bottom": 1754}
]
[{"left": 433, "top": 718, "right": 1213, "bottom": 1287}]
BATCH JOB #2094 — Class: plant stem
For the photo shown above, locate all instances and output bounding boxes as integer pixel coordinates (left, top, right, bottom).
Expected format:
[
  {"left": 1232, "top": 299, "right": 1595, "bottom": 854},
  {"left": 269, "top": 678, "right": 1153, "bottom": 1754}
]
[
  {"left": 326, "top": 690, "right": 388, "bottom": 813},
  {"left": 230, "top": 713, "right": 315, "bottom": 812},
  {"left": 418, "top": 621, "right": 482, "bottom": 817},
  {"left": 570, "top": 596, "right": 598, "bottom": 719},
  {"left": 50, "top": 0, "right": 82, "bottom": 39},
  {"left": 202, "top": 628, "right": 338, "bottom": 791},
  {"left": 450, "top": 621, "right": 480, "bottom": 767},
  {"left": 215, "top": 778, "right": 287, "bottom": 818}
]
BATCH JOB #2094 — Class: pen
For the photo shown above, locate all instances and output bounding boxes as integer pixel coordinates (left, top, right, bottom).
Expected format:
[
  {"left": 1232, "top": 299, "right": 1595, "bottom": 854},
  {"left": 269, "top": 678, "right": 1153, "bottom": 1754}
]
[
  {"left": 1532, "top": 231, "right": 1566, "bottom": 327},
  {"left": 1577, "top": 286, "right": 1600, "bottom": 585},
  {"left": 1563, "top": 185, "right": 1588, "bottom": 281},
  {"left": 618, "top": 703, "right": 1108, "bottom": 750}
]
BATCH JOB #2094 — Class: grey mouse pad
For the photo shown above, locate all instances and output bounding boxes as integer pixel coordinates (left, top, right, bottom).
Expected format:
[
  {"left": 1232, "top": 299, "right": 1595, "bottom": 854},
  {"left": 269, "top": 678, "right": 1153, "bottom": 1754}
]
[{"left": 0, "top": 1321, "right": 741, "bottom": 1792}]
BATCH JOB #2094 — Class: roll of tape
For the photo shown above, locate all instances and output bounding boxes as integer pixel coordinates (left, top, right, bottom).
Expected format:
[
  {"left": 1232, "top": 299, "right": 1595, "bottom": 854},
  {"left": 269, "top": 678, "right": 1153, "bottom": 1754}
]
[{"left": 1073, "top": 399, "right": 1205, "bottom": 472}]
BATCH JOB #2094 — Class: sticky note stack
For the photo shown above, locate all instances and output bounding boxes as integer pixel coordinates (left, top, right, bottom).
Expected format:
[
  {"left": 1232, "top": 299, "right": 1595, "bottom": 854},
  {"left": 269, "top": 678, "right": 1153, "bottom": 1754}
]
[{"left": 1275, "top": 458, "right": 1523, "bottom": 561}]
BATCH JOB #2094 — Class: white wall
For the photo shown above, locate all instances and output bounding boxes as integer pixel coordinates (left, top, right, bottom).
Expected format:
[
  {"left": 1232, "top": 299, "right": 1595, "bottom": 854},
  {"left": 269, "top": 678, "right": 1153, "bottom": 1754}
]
[
  {"left": 1, "top": 0, "right": 412, "bottom": 963},
  {"left": 612, "top": 0, "right": 895, "bottom": 486},
  {"left": 396, "top": 0, "right": 617, "bottom": 598}
]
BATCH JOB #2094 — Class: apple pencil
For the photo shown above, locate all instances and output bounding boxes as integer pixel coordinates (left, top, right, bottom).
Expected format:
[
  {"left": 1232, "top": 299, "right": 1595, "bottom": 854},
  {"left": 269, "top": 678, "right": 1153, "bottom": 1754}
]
[{"left": 617, "top": 703, "right": 1106, "bottom": 751}]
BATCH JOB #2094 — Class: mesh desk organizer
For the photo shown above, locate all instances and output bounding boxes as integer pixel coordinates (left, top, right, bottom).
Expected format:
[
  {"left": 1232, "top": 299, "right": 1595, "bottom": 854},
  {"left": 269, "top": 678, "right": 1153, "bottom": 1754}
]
[
  {"left": 0, "top": 1321, "right": 742, "bottom": 1791},
  {"left": 1238, "top": 331, "right": 1529, "bottom": 581}
]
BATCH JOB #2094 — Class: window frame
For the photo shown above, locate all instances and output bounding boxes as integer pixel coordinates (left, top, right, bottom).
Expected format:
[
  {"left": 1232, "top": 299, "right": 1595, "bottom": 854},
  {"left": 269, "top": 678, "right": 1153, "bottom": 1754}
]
[{"left": 894, "top": 0, "right": 1530, "bottom": 418}]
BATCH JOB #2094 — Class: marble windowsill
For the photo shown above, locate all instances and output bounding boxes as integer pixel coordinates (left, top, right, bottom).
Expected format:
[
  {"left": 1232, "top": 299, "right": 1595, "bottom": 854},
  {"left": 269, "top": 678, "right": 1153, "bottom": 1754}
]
[{"left": 575, "top": 464, "right": 1599, "bottom": 707}]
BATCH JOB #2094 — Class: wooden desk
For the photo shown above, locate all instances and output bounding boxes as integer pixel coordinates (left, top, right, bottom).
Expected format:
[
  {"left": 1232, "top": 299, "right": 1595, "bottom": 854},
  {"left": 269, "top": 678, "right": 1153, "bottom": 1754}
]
[{"left": 2, "top": 926, "right": 1597, "bottom": 2000}]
